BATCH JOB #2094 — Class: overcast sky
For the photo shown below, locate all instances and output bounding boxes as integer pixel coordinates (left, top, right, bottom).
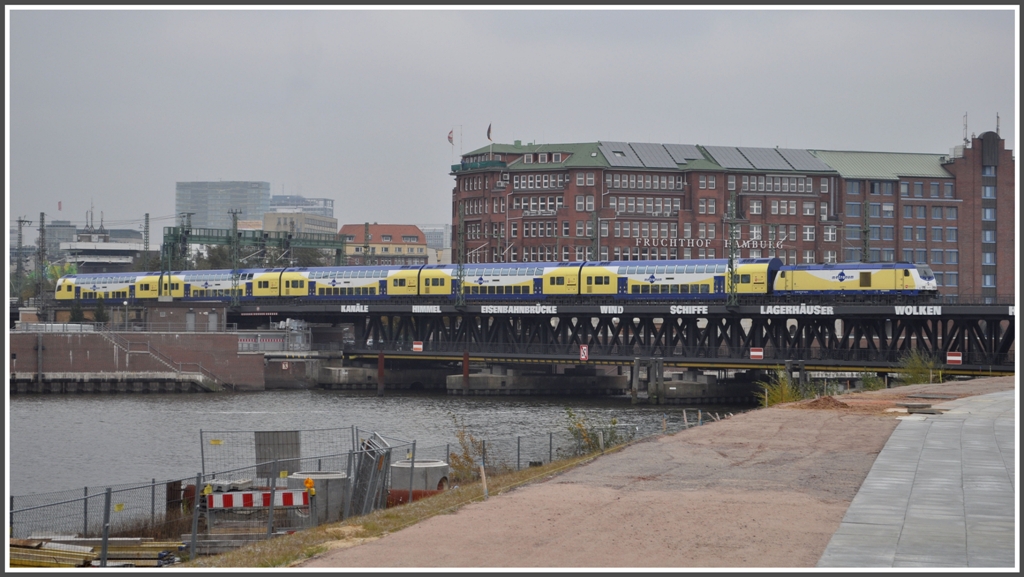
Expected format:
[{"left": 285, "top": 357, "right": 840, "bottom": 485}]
[{"left": 6, "top": 7, "right": 1018, "bottom": 247}]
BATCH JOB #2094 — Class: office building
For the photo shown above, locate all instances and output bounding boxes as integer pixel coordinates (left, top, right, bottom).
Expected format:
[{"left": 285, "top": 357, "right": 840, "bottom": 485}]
[
  {"left": 450, "top": 132, "right": 1014, "bottom": 300},
  {"left": 338, "top": 224, "right": 429, "bottom": 265},
  {"left": 175, "top": 181, "right": 271, "bottom": 230}
]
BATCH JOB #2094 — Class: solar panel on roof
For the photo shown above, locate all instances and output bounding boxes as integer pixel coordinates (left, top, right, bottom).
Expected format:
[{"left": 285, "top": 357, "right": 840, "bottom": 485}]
[
  {"left": 663, "top": 144, "right": 702, "bottom": 163},
  {"left": 598, "top": 142, "right": 644, "bottom": 167},
  {"left": 628, "top": 143, "right": 678, "bottom": 168},
  {"left": 776, "top": 148, "right": 833, "bottom": 172},
  {"left": 703, "top": 146, "right": 753, "bottom": 169},
  {"left": 738, "top": 147, "right": 792, "bottom": 171}
]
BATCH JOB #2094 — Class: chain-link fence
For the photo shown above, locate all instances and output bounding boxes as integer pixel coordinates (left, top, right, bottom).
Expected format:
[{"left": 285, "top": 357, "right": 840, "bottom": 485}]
[{"left": 11, "top": 409, "right": 723, "bottom": 562}]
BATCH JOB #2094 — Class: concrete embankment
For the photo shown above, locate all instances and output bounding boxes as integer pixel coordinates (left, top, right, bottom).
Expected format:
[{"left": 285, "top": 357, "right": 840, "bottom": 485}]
[{"left": 296, "top": 376, "right": 1016, "bottom": 568}]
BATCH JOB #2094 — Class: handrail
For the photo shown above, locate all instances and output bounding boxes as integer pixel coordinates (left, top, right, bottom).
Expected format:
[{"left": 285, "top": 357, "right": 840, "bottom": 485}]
[{"left": 95, "top": 325, "right": 234, "bottom": 391}]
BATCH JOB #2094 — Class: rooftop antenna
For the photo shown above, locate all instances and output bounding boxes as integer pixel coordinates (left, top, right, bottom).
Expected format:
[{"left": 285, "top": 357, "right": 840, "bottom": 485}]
[
  {"left": 996, "top": 113, "right": 999, "bottom": 136},
  {"left": 963, "top": 113, "right": 969, "bottom": 146}
]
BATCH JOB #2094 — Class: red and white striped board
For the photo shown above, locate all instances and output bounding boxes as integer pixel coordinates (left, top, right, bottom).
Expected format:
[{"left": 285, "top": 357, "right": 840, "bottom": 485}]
[
  {"left": 206, "top": 490, "right": 309, "bottom": 509},
  {"left": 412, "top": 341, "right": 423, "bottom": 352},
  {"left": 946, "top": 351, "right": 962, "bottom": 365},
  {"left": 750, "top": 347, "right": 764, "bottom": 360}
]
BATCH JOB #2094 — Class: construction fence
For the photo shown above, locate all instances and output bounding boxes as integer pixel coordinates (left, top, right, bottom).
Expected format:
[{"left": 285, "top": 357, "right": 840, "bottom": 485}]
[{"left": 11, "top": 408, "right": 725, "bottom": 565}]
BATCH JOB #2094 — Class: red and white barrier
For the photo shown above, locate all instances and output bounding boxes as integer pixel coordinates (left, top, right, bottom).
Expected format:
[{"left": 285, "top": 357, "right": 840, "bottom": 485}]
[{"left": 206, "top": 490, "right": 309, "bottom": 509}]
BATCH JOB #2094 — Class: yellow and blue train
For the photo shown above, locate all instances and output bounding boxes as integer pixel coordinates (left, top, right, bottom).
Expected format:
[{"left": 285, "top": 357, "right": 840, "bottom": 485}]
[{"left": 54, "top": 259, "right": 938, "bottom": 305}]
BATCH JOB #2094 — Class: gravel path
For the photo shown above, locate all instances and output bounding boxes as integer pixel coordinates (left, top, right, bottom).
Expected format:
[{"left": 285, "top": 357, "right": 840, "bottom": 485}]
[{"left": 296, "top": 376, "right": 1015, "bottom": 569}]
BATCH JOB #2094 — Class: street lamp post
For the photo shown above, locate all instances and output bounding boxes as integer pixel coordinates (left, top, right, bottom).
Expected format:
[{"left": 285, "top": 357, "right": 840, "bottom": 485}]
[{"left": 123, "top": 300, "right": 129, "bottom": 332}]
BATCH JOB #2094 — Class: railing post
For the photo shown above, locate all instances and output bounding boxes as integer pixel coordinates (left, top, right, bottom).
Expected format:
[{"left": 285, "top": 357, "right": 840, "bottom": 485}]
[
  {"left": 517, "top": 436, "right": 521, "bottom": 470},
  {"left": 190, "top": 474, "right": 201, "bottom": 561},
  {"left": 549, "top": 432, "right": 553, "bottom": 463},
  {"left": 151, "top": 478, "right": 156, "bottom": 527},
  {"left": 267, "top": 460, "right": 278, "bottom": 537},
  {"left": 100, "top": 487, "right": 112, "bottom": 567},
  {"left": 408, "top": 442, "right": 416, "bottom": 505},
  {"left": 83, "top": 486, "right": 89, "bottom": 537}
]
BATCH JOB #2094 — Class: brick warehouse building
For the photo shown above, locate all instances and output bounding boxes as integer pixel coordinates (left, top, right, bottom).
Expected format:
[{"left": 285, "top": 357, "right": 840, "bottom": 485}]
[{"left": 450, "top": 132, "right": 1014, "bottom": 301}]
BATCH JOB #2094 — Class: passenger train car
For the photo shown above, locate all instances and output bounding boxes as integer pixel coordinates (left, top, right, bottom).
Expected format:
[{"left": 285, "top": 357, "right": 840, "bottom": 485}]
[{"left": 55, "top": 259, "right": 937, "bottom": 306}]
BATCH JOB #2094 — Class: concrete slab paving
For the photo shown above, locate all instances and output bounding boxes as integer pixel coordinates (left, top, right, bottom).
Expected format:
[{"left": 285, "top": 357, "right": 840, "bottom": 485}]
[{"left": 818, "top": 389, "right": 1017, "bottom": 568}]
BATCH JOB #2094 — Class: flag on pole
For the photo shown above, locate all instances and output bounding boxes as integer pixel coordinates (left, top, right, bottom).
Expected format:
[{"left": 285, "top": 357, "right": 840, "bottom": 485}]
[
  {"left": 487, "top": 123, "right": 492, "bottom": 142},
  {"left": 448, "top": 130, "right": 454, "bottom": 145}
]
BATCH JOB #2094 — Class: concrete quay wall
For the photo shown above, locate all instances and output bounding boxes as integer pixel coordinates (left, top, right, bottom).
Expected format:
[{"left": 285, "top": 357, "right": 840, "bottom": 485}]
[{"left": 9, "top": 332, "right": 265, "bottom": 391}]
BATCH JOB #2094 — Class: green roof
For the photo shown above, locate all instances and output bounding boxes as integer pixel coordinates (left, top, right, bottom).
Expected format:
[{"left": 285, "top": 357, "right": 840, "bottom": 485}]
[
  {"left": 465, "top": 142, "right": 610, "bottom": 170},
  {"left": 809, "top": 150, "right": 952, "bottom": 180}
]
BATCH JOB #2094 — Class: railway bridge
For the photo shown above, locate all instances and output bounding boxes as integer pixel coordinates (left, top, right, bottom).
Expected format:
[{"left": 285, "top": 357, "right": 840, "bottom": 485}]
[{"left": 233, "top": 300, "right": 1015, "bottom": 377}]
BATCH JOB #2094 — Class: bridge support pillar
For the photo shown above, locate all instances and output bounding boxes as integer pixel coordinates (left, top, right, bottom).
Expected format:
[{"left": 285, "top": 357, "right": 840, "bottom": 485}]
[
  {"left": 462, "top": 350, "right": 470, "bottom": 395},
  {"left": 377, "top": 351, "right": 385, "bottom": 397}
]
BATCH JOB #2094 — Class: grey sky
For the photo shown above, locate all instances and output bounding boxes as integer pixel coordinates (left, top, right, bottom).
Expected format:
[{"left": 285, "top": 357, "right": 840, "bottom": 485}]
[{"left": 6, "top": 7, "right": 1017, "bottom": 247}]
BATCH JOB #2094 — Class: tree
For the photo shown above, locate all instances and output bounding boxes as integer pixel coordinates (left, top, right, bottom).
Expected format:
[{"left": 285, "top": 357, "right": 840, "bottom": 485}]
[
  {"left": 195, "top": 245, "right": 233, "bottom": 270},
  {"left": 94, "top": 297, "right": 109, "bottom": 324},
  {"left": 69, "top": 300, "right": 85, "bottom": 323}
]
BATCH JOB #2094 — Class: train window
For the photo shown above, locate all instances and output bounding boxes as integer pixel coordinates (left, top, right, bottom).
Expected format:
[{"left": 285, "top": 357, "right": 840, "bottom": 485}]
[
  {"left": 549, "top": 277, "right": 556, "bottom": 285},
  {"left": 425, "top": 279, "right": 431, "bottom": 286},
  {"left": 903, "top": 269, "right": 910, "bottom": 277},
  {"left": 656, "top": 266, "right": 666, "bottom": 274},
  {"left": 586, "top": 276, "right": 593, "bottom": 285},
  {"left": 741, "top": 275, "right": 751, "bottom": 284},
  {"left": 671, "top": 285, "right": 679, "bottom": 293},
  {"left": 700, "top": 284, "right": 710, "bottom": 293},
  {"left": 685, "top": 265, "right": 696, "bottom": 274},
  {"left": 717, "top": 265, "right": 727, "bottom": 273},
  {"left": 640, "top": 285, "right": 650, "bottom": 294},
  {"left": 487, "top": 286, "right": 495, "bottom": 294},
  {"left": 860, "top": 272, "right": 871, "bottom": 287},
  {"left": 499, "top": 268, "right": 508, "bottom": 275},
  {"left": 631, "top": 285, "right": 640, "bottom": 294},
  {"left": 680, "top": 285, "right": 689, "bottom": 293}
]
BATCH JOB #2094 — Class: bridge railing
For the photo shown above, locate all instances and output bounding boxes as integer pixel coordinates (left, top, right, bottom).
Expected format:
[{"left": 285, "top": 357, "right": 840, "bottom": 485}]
[{"left": 327, "top": 342, "right": 1014, "bottom": 368}]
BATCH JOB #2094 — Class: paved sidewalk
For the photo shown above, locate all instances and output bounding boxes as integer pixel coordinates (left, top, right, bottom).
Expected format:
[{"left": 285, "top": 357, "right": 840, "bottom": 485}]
[{"left": 818, "top": 389, "right": 1017, "bottom": 568}]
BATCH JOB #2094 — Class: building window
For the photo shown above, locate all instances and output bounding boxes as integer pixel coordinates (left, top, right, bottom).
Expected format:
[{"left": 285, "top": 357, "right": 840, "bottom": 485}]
[
  {"left": 982, "top": 275, "right": 995, "bottom": 288},
  {"left": 946, "top": 227, "right": 957, "bottom": 242},
  {"left": 575, "top": 195, "right": 585, "bottom": 211},
  {"left": 982, "top": 165, "right": 996, "bottom": 177},
  {"left": 576, "top": 221, "right": 584, "bottom": 237},
  {"left": 824, "top": 225, "right": 836, "bottom": 242},
  {"left": 742, "top": 175, "right": 749, "bottom": 191},
  {"left": 869, "top": 203, "right": 881, "bottom": 217},
  {"left": 802, "top": 225, "right": 815, "bottom": 242},
  {"left": 524, "top": 154, "right": 533, "bottom": 164},
  {"left": 802, "top": 250, "right": 815, "bottom": 264},
  {"left": 982, "top": 208, "right": 996, "bottom": 221},
  {"left": 846, "top": 226, "right": 860, "bottom": 241},
  {"left": 946, "top": 250, "right": 958, "bottom": 264},
  {"left": 699, "top": 175, "right": 707, "bottom": 189},
  {"left": 847, "top": 180, "right": 860, "bottom": 195},
  {"left": 929, "top": 183, "right": 939, "bottom": 198},
  {"left": 708, "top": 176, "right": 716, "bottom": 189},
  {"left": 915, "top": 227, "right": 926, "bottom": 241},
  {"left": 538, "top": 153, "right": 548, "bottom": 163},
  {"left": 916, "top": 206, "right": 926, "bottom": 219},
  {"left": 803, "top": 202, "right": 815, "bottom": 216},
  {"left": 931, "top": 206, "right": 942, "bottom": 219},
  {"left": 913, "top": 182, "right": 923, "bottom": 197},
  {"left": 699, "top": 199, "right": 707, "bottom": 214},
  {"left": 914, "top": 249, "right": 926, "bottom": 264},
  {"left": 820, "top": 178, "right": 828, "bottom": 194},
  {"left": 728, "top": 175, "right": 736, "bottom": 191},
  {"left": 771, "top": 200, "right": 779, "bottom": 215},
  {"left": 931, "top": 250, "right": 943, "bottom": 264},
  {"left": 586, "top": 195, "right": 594, "bottom": 211},
  {"left": 945, "top": 272, "right": 958, "bottom": 287},
  {"left": 576, "top": 173, "right": 584, "bottom": 186},
  {"left": 846, "top": 202, "right": 860, "bottom": 217},
  {"left": 707, "top": 199, "right": 716, "bottom": 214},
  {"left": 882, "top": 226, "right": 894, "bottom": 240},
  {"left": 882, "top": 249, "right": 895, "bottom": 262},
  {"left": 882, "top": 203, "right": 894, "bottom": 218},
  {"left": 946, "top": 207, "right": 957, "bottom": 220},
  {"left": 758, "top": 176, "right": 765, "bottom": 191},
  {"left": 870, "top": 225, "right": 881, "bottom": 240},
  {"left": 982, "top": 185, "right": 996, "bottom": 198},
  {"left": 586, "top": 173, "right": 595, "bottom": 186},
  {"left": 900, "top": 182, "right": 908, "bottom": 197},
  {"left": 750, "top": 225, "right": 762, "bottom": 240},
  {"left": 944, "top": 183, "right": 953, "bottom": 198},
  {"left": 982, "top": 252, "right": 995, "bottom": 265},
  {"left": 750, "top": 200, "right": 762, "bottom": 215},
  {"left": 932, "top": 227, "right": 943, "bottom": 242},
  {"left": 824, "top": 250, "right": 837, "bottom": 263}
]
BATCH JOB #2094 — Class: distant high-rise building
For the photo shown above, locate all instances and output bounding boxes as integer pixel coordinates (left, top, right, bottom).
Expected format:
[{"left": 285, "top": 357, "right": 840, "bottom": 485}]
[
  {"left": 175, "top": 181, "right": 271, "bottom": 229},
  {"left": 269, "top": 195, "right": 335, "bottom": 218},
  {"left": 417, "top": 224, "right": 452, "bottom": 250}
]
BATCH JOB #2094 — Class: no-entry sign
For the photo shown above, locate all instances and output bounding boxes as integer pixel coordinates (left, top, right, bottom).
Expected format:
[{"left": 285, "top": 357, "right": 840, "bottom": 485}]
[
  {"left": 750, "top": 347, "right": 764, "bottom": 360},
  {"left": 412, "top": 341, "right": 423, "bottom": 352},
  {"left": 579, "top": 345, "right": 589, "bottom": 362},
  {"left": 946, "top": 351, "right": 962, "bottom": 365}
]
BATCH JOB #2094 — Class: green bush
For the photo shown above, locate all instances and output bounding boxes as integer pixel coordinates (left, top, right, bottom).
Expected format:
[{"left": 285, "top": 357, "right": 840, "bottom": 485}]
[
  {"left": 896, "top": 350, "right": 942, "bottom": 385},
  {"left": 754, "top": 367, "right": 805, "bottom": 407},
  {"left": 860, "top": 372, "right": 886, "bottom": 391}
]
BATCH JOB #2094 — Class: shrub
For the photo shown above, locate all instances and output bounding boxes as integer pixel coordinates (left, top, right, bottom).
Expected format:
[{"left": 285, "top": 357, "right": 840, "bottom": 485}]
[
  {"left": 860, "top": 372, "right": 886, "bottom": 391},
  {"left": 446, "top": 413, "right": 483, "bottom": 483},
  {"left": 896, "top": 349, "right": 942, "bottom": 385},
  {"left": 754, "top": 367, "right": 804, "bottom": 407}
]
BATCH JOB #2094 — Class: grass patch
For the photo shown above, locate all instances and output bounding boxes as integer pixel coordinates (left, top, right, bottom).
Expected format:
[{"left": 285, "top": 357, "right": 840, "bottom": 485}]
[
  {"left": 754, "top": 367, "right": 804, "bottom": 407},
  {"left": 894, "top": 349, "right": 943, "bottom": 385}
]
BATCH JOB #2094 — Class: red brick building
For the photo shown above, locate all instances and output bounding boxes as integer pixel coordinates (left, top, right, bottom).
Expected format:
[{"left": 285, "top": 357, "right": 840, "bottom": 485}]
[
  {"left": 450, "top": 133, "right": 1014, "bottom": 300},
  {"left": 338, "top": 223, "right": 428, "bottom": 265}
]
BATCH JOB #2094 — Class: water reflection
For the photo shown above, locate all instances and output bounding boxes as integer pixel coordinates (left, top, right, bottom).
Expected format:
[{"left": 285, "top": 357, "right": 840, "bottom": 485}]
[{"left": 8, "top": 390, "right": 751, "bottom": 495}]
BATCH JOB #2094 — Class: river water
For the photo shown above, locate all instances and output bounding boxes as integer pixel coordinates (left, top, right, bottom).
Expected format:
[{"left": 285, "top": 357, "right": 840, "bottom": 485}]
[{"left": 8, "top": 389, "right": 751, "bottom": 496}]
